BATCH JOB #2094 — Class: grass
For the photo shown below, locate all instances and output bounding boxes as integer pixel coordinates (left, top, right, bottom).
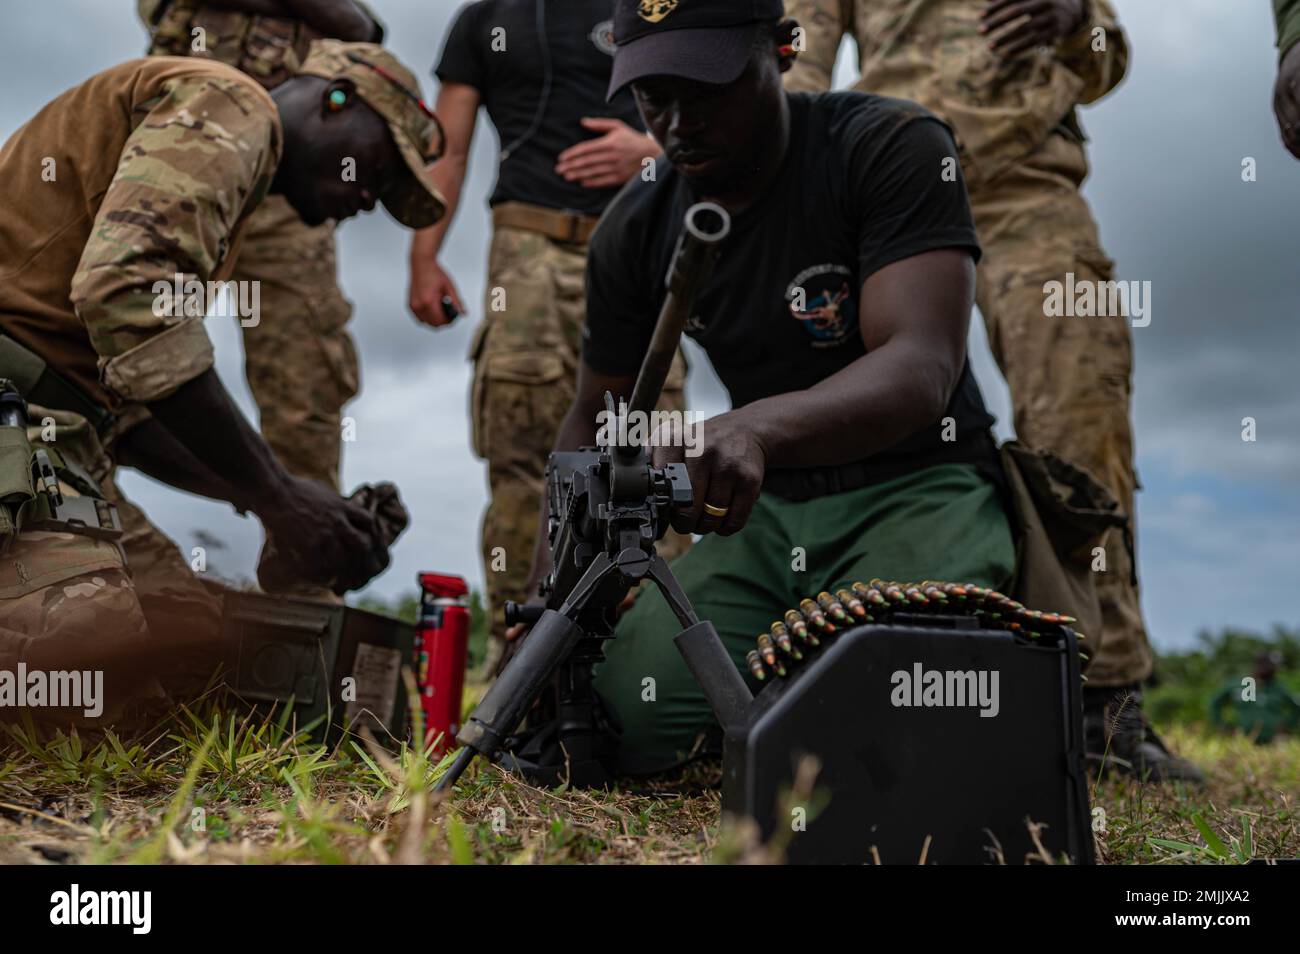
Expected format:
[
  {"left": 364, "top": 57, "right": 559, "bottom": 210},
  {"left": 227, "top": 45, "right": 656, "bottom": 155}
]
[
  {"left": 1090, "top": 724, "right": 1298, "bottom": 864},
  {"left": 2, "top": 686, "right": 1296, "bottom": 865}
]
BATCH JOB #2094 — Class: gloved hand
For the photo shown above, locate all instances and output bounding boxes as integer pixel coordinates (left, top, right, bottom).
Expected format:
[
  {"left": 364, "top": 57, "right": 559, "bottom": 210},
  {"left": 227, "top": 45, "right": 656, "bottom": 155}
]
[{"left": 258, "top": 480, "right": 409, "bottom": 595}]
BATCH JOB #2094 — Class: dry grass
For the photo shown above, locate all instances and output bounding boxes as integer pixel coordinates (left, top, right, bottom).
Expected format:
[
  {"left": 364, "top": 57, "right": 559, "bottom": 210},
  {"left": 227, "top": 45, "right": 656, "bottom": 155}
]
[{"left": 1, "top": 700, "right": 1296, "bottom": 865}]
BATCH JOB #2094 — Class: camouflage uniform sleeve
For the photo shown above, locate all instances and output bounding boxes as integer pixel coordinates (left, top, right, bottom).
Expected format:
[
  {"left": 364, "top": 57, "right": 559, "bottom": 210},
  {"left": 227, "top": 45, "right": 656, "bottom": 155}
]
[
  {"left": 783, "top": 0, "right": 851, "bottom": 94},
  {"left": 1057, "top": 0, "right": 1129, "bottom": 105},
  {"left": 70, "top": 74, "right": 281, "bottom": 404},
  {"left": 1278, "top": 0, "right": 1300, "bottom": 58}
]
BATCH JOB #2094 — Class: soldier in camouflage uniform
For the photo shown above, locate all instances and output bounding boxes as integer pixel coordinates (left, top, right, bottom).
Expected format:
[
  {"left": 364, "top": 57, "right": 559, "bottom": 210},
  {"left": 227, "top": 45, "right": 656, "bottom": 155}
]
[
  {"left": 408, "top": 2, "right": 691, "bottom": 662},
  {"left": 0, "top": 43, "right": 444, "bottom": 718},
  {"left": 782, "top": 0, "right": 1200, "bottom": 781},
  {"left": 136, "top": 1, "right": 383, "bottom": 608}
]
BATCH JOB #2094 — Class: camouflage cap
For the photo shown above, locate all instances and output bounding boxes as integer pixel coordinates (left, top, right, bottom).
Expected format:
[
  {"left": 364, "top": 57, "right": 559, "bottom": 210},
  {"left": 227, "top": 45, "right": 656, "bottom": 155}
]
[{"left": 297, "top": 40, "right": 446, "bottom": 228}]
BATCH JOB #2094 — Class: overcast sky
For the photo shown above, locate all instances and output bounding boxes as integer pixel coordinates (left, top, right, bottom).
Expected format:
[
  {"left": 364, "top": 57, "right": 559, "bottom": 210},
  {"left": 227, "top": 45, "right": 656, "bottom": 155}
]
[{"left": 1, "top": 1, "right": 1296, "bottom": 652}]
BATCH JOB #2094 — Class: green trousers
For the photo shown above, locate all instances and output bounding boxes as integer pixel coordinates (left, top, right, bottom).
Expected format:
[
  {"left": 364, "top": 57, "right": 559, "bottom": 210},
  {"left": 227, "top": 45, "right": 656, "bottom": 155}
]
[{"left": 593, "top": 462, "right": 1017, "bottom": 774}]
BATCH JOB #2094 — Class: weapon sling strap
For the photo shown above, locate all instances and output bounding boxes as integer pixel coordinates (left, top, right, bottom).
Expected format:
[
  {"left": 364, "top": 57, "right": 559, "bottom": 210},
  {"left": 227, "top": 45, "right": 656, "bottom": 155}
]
[{"left": 0, "top": 333, "right": 115, "bottom": 433}]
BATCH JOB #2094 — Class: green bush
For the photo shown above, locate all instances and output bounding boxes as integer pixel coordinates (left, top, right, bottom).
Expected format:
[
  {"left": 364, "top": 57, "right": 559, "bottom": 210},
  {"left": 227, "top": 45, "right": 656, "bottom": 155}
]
[{"left": 1146, "top": 625, "right": 1300, "bottom": 726}]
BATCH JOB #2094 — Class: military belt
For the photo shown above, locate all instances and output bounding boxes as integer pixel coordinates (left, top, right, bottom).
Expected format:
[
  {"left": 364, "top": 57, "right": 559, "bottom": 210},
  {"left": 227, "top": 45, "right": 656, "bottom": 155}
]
[
  {"left": 762, "top": 430, "right": 1003, "bottom": 503},
  {"left": 492, "top": 201, "right": 600, "bottom": 246}
]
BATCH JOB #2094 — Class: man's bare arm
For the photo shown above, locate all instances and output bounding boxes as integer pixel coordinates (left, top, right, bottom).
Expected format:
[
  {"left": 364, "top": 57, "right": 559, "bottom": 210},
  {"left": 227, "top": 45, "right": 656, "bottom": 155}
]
[
  {"left": 735, "top": 248, "right": 974, "bottom": 468},
  {"left": 146, "top": 369, "right": 384, "bottom": 589},
  {"left": 409, "top": 81, "right": 482, "bottom": 325},
  {"left": 113, "top": 415, "right": 237, "bottom": 504},
  {"left": 653, "top": 248, "right": 975, "bottom": 537}
]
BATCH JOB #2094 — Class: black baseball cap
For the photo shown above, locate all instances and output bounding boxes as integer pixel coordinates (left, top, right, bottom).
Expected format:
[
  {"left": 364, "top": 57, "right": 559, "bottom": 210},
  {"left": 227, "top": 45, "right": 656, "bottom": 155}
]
[{"left": 607, "top": 0, "right": 785, "bottom": 101}]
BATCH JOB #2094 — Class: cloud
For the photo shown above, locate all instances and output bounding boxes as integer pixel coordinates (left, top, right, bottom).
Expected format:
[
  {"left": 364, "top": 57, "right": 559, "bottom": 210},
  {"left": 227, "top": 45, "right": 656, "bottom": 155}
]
[{"left": 3, "top": 1, "right": 1297, "bottom": 652}]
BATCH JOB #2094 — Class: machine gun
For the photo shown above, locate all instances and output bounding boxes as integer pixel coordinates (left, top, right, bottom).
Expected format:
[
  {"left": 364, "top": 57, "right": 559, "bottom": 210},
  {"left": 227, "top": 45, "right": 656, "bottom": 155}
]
[
  {"left": 436, "top": 202, "right": 749, "bottom": 791},
  {"left": 430, "top": 210, "right": 1095, "bottom": 864}
]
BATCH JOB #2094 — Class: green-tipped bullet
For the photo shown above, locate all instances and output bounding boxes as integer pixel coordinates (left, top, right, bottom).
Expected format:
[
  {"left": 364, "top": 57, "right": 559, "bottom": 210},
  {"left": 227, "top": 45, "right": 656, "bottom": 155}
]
[
  {"left": 940, "top": 581, "right": 969, "bottom": 602},
  {"left": 902, "top": 584, "right": 928, "bottom": 606},
  {"left": 880, "top": 583, "right": 907, "bottom": 606},
  {"left": 770, "top": 621, "right": 802, "bottom": 660},
  {"left": 746, "top": 649, "right": 767, "bottom": 681},
  {"left": 920, "top": 582, "right": 949, "bottom": 605},
  {"left": 800, "top": 598, "right": 834, "bottom": 633},
  {"left": 757, "top": 633, "right": 779, "bottom": 669},
  {"left": 783, "top": 608, "right": 810, "bottom": 641},
  {"left": 817, "top": 590, "right": 850, "bottom": 623},
  {"left": 851, "top": 581, "right": 888, "bottom": 609},
  {"left": 835, "top": 587, "right": 868, "bottom": 619}
]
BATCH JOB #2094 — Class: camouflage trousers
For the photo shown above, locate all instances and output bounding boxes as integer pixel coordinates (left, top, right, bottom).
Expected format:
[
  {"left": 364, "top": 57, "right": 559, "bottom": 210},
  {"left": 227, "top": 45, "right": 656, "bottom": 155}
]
[
  {"left": 971, "top": 131, "right": 1150, "bottom": 686},
  {"left": 468, "top": 223, "right": 692, "bottom": 648},
  {"left": 234, "top": 192, "right": 356, "bottom": 491},
  {"left": 0, "top": 407, "right": 216, "bottom": 723}
]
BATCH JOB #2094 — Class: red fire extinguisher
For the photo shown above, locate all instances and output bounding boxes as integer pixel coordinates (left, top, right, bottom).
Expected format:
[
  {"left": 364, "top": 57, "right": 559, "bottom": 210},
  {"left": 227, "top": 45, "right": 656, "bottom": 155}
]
[{"left": 414, "top": 572, "right": 470, "bottom": 755}]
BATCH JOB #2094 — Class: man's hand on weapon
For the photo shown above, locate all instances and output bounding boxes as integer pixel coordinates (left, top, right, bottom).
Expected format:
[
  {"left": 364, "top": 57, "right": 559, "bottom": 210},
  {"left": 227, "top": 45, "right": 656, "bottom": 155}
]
[
  {"left": 555, "top": 118, "right": 660, "bottom": 189},
  {"left": 651, "top": 412, "right": 766, "bottom": 537},
  {"left": 1276, "top": 43, "right": 1300, "bottom": 160},
  {"left": 980, "top": 0, "right": 1086, "bottom": 59}
]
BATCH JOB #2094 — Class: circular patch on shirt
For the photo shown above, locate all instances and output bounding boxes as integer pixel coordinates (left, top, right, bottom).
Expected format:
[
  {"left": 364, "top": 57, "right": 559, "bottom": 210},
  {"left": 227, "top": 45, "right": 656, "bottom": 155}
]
[
  {"left": 590, "top": 20, "right": 617, "bottom": 56},
  {"left": 786, "top": 264, "right": 857, "bottom": 347}
]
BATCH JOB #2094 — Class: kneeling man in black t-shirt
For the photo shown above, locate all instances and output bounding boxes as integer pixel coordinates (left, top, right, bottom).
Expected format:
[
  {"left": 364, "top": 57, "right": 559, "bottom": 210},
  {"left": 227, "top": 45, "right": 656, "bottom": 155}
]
[{"left": 518, "top": 0, "right": 1017, "bottom": 773}]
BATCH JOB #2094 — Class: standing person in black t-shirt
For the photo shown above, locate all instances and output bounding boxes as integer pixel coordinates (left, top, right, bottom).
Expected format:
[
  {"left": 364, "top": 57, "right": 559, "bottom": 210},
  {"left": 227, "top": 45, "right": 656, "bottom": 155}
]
[
  {"left": 510, "top": 0, "right": 1018, "bottom": 773},
  {"left": 409, "top": 1, "right": 692, "bottom": 663}
]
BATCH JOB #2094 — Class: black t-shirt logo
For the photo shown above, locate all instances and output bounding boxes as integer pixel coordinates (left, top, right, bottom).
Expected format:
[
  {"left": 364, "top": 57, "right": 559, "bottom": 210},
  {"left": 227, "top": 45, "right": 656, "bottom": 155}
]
[
  {"left": 787, "top": 264, "right": 858, "bottom": 348},
  {"left": 589, "top": 20, "right": 616, "bottom": 56}
]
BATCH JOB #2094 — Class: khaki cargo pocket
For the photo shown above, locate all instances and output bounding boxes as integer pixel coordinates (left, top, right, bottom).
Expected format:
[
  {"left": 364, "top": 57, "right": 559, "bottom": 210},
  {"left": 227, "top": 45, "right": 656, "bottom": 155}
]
[
  {"left": 303, "top": 289, "right": 359, "bottom": 409},
  {"left": 1000, "top": 441, "right": 1128, "bottom": 646},
  {"left": 0, "top": 530, "right": 126, "bottom": 601},
  {"left": 474, "top": 346, "right": 569, "bottom": 464}
]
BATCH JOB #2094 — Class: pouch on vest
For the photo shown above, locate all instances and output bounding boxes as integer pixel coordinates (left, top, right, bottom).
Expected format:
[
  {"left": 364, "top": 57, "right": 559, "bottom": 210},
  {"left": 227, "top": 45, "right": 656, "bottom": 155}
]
[
  {"left": 998, "top": 441, "right": 1129, "bottom": 650},
  {"left": 0, "top": 425, "right": 37, "bottom": 554}
]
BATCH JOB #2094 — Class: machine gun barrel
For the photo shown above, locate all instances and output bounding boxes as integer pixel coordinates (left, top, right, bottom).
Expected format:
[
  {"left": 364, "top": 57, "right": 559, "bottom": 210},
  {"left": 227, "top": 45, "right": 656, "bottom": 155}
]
[{"left": 624, "top": 202, "right": 731, "bottom": 422}]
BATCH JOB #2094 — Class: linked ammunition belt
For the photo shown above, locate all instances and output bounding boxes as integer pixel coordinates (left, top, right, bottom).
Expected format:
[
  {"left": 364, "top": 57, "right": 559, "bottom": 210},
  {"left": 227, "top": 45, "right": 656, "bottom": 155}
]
[{"left": 745, "top": 579, "right": 1084, "bottom": 682}]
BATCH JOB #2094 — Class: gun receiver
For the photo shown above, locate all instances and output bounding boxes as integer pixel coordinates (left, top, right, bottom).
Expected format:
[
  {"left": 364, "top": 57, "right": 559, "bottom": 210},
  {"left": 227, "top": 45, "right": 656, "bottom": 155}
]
[{"left": 439, "top": 203, "right": 746, "bottom": 791}]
